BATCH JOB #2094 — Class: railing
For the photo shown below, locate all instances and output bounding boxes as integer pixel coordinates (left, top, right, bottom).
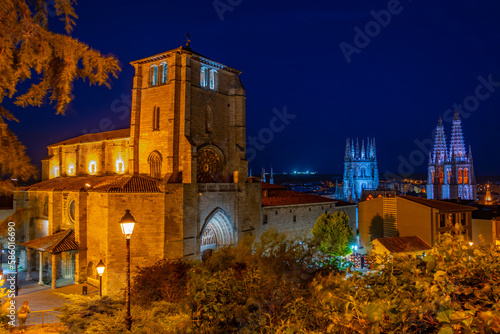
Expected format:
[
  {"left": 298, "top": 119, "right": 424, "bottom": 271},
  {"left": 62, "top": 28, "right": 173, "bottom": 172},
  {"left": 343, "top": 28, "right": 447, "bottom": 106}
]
[{"left": 23, "top": 310, "right": 61, "bottom": 326}]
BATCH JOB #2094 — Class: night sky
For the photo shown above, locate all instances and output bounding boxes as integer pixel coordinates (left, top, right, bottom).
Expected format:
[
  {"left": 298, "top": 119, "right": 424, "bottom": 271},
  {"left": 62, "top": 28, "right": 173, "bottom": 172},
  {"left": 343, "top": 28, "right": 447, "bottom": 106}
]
[{"left": 7, "top": 0, "right": 500, "bottom": 179}]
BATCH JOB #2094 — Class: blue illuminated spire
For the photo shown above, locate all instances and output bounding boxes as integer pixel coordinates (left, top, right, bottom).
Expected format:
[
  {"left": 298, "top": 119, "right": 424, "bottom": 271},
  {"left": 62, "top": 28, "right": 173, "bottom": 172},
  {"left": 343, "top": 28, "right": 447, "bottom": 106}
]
[
  {"left": 432, "top": 116, "right": 447, "bottom": 163},
  {"left": 261, "top": 168, "right": 265, "bottom": 183},
  {"left": 361, "top": 140, "right": 365, "bottom": 159},
  {"left": 450, "top": 111, "right": 466, "bottom": 162},
  {"left": 270, "top": 167, "right": 274, "bottom": 184}
]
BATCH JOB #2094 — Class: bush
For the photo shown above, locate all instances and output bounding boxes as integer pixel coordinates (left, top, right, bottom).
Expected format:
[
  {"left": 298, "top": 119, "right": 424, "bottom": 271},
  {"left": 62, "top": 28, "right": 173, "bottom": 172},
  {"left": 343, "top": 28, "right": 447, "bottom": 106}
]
[{"left": 131, "top": 259, "right": 192, "bottom": 305}]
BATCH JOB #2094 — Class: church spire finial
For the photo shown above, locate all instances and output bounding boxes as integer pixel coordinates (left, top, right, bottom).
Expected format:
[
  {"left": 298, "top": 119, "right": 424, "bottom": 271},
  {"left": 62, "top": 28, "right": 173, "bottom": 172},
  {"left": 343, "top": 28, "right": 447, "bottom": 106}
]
[
  {"left": 454, "top": 110, "right": 460, "bottom": 121},
  {"left": 185, "top": 32, "right": 191, "bottom": 48}
]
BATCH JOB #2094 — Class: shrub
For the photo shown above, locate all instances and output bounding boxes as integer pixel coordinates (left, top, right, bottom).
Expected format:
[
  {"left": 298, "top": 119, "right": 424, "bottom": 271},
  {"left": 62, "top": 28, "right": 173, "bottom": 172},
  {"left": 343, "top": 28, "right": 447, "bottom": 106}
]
[{"left": 131, "top": 259, "right": 192, "bottom": 305}]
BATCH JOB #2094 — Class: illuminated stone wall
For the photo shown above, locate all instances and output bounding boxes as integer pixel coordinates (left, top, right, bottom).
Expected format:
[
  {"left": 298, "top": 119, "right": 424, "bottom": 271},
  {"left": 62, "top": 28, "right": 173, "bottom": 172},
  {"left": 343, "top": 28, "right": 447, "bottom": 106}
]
[
  {"left": 261, "top": 203, "right": 357, "bottom": 240},
  {"left": 44, "top": 139, "right": 129, "bottom": 179}
]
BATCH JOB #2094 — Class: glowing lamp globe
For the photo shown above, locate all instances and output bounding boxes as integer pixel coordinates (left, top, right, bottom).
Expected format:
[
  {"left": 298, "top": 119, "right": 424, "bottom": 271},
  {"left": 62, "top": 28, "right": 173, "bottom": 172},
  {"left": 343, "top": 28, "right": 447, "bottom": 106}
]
[
  {"left": 119, "top": 209, "right": 137, "bottom": 239},
  {"left": 96, "top": 260, "right": 106, "bottom": 276}
]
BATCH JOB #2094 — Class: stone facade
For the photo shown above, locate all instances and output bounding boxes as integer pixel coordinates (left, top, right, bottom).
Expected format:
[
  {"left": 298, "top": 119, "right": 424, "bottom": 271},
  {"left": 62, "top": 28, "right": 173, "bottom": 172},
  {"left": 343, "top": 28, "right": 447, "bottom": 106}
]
[
  {"left": 343, "top": 138, "right": 379, "bottom": 203},
  {"left": 16, "top": 46, "right": 261, "bottom": 293}
]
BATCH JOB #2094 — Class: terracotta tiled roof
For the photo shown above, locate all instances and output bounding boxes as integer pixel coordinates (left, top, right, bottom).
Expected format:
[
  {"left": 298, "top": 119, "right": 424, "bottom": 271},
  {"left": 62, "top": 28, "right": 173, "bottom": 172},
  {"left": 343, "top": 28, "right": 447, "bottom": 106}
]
[
  {"left": 400, "top": 196, "right": 477, "bottom": 212},
  {"left": 19, "top": 175, "right": 161, "bottom": 193},
  {"left": 49, "top": 128, "right": 130, "bottom": 147},
  {"left": 375, "top": 236, "right": 431, "bottom": 253},
  {"left": 261, "top": 182, "right": 286, "bottom": 190},
  {"left": 22, "top": 229, "right": 78, "bottom": 254},
  {"left": 262, "top": 190, "right": 335, "bottom": 207}
]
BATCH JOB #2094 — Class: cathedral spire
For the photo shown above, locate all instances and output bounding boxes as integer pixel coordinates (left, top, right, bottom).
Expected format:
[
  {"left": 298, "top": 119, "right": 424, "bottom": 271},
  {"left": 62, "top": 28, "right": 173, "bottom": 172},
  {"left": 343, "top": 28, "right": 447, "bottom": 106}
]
[
  {"left": 355, "top": 138, "right": 360, "bottom": 159},
  {"left": 361, "top": 140, "right": 365, "bottom": 159},
  {"left": 351, "top": 139, "right": 355, "bottom": 159},
  {"left": 450, "top": 111, "right": 466, "bottom": 162},
  {"left": 345, "top": 138, "right": 350, "bottom": 160},
  {"left": 270, "top": 167, "right": 274, "bottom": 184},
  {"left": 372, "top": 138, "right": 377, "bottom": 161},
  {"left": 432, "top": 117, "right": 447, "bottom": 163},
  {"left": 261, "top": 168, "right": 266, "bottom": 183}
]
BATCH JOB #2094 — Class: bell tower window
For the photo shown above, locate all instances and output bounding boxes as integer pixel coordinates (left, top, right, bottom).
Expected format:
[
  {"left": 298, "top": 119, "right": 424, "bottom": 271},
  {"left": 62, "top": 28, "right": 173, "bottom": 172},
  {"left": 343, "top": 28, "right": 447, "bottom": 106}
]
[
  {"left": 200, "top": 67, "right": 208, "bottom": 88},
  {"left": 209, "top": 69, "right": 218, "bottom": 90},
  {"left": 160, "top": 62, "right": 167, "bottom": 84},
  {"left": 150, "top": 65, "right": 158, "bottom": 86}
]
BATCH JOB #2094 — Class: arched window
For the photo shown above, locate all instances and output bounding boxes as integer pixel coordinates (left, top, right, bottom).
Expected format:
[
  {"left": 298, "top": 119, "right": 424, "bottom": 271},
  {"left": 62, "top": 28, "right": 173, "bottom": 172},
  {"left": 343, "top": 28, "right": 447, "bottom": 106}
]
[
  {"left": 152, "top": 106, "right": 160, "bottom": 130},
  {"left": 464, "top": 169, "right": 469, "bottom": 184},
  {"left": 458, "top": 169, "right": 463, "bottom": 184},
  {"left": 148, "top": 151, "right": 162, "bottom": 179},
  {"left": 209, "top": 69, "right": 218, "bottom": 90},
  {"left": 150, "top": 65, "right": 158, "bottom": 86},
  {"left": 439, "top": 170, "right": 443, "bottom": 184},
  {"left": 200, "top": 67, "right": 208, "bottom": 88},
  {"left": 159, "top": 62, "right": 168, "bottom": 84}
]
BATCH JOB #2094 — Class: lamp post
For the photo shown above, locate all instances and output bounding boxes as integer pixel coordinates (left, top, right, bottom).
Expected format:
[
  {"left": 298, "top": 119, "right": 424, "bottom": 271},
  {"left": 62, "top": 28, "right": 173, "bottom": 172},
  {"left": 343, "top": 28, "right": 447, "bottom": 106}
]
[
  {"left": 119, "top": 209, "right": 136, "bottom": 331},
  {"left": 96, "top": 260, "right": 106, "bottom": 297}
]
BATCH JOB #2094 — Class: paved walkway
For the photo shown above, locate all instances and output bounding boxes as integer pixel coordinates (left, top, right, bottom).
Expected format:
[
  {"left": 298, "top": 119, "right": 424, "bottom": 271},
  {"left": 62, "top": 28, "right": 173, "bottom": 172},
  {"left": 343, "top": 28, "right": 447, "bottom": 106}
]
[{"left": 1, "top": 263, "right": 99, "bottom": 312}]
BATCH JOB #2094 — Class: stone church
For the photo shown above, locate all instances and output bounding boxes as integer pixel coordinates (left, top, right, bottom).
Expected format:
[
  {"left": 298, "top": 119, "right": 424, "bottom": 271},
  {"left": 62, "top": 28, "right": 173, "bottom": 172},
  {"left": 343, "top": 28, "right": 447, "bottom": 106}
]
[{"left": 15, "top": 45, "right": 261, "bottom": 293}]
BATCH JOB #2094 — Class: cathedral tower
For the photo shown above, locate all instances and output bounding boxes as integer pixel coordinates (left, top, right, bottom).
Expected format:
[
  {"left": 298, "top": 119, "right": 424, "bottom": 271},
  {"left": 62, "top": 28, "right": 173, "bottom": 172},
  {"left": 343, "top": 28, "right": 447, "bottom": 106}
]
[
  {"left": 426, "top": 112, "right": 476, "bottom": 200},
  {"left": 343, "top": 137, "right": 379, "bottom": 202},
  {"left": 129, "top": 46, "right": 248, "bottom": 184}
]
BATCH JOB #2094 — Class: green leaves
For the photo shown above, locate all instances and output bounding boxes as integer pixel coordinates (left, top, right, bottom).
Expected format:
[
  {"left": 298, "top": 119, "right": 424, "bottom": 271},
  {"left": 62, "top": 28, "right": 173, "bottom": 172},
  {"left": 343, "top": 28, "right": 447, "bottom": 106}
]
[{"left": 311, "top": 211, "right": 355, "bottom": 257}]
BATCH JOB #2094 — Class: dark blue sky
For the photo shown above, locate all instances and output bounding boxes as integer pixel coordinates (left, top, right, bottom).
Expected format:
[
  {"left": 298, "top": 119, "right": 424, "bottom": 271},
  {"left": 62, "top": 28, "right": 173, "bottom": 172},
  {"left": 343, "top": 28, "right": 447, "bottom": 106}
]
[{"left": 7, "top": 0, "right": 500, "bottom": 178}]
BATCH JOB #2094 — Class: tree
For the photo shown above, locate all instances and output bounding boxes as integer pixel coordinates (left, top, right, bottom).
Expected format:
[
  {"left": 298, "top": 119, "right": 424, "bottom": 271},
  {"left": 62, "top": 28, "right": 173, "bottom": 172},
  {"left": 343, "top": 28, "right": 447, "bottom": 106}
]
[
  {"left": 0, "top": 119, "right": 37, "bottom": 193},
  {"left": 0, "top": 0, "right": 121, "bottom": 186},
  {"left": 311, "top": 211, "right": 355, "bottom": 257},
  {"left": 0, "top": 0, "right": 120, "bottom": 119}
]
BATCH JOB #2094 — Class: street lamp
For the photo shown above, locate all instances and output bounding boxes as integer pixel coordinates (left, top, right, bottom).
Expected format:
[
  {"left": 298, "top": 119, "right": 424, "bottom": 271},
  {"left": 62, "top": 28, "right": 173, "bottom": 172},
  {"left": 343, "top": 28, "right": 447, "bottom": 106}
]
[
  {"left": 119, "top": 209, "right": 136, "bottom": 331},
  {"left": 96, "top": 260, "right": 106, "bottom": 297}
]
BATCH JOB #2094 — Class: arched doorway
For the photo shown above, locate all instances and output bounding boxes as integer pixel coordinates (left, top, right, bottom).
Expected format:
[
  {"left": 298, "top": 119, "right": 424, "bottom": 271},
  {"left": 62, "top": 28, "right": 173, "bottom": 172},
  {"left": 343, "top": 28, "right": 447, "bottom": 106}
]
[{"left": 200, "top": 208, "right": 234, "bottom": 256}]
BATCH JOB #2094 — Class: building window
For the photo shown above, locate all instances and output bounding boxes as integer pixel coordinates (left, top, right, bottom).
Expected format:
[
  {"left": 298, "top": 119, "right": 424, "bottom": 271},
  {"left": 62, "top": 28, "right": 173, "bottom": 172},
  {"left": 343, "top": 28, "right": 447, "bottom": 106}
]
[
  {"left": 209, "top": 69, "right": 218, "bottom": 90},
  {"left": 449, "top": 214, "right": 455, "bottom": 226},
  {"left": 67, "top": 164, "right": 75, "bottom": 176},
  {"left": 458, "top": 169, "right": 463, "bottom": 184},
  {"left": 115, "top": 158, "right": 125, "bottom": 174},
  {"left": 68, "top": 200, "right": 76, "bottom": 223},
  {"left": 53, "top": 166, "right": 60, "bottom": 178},
  {"left": 275, "top": 211, "right": 278, "bottom": 215},
  {"left": 439, "top": 214, "right": 446, "bottom": 228},
  {"left": 293, "top": 215, "right": 296, "bottom": 222},
  {"left": 464, "top": 169, "right": 469, "bottom": 184},
  {"left": 200, "top": 67, "right": 208, "bottom": 88},
  {"left": 263, "top": 215, "right": 268, "bottom": 225},
  {"left": 150, "top": 65, "right": 158, "bottom": 86},
  {"left": 88, "top": 161, "right": 97, "bottom": 175},
  {"left": 159, "top": 62, "right": 167, "bottom": 84},
  {"left": 148, "top": 151, "right": 162, "bottom": 179},
  {"left": 461, "top": 213, "right": 466, "bottom": 225},
  {"left": 153, "top": 106, "right": 160, "bottom": 130}
]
